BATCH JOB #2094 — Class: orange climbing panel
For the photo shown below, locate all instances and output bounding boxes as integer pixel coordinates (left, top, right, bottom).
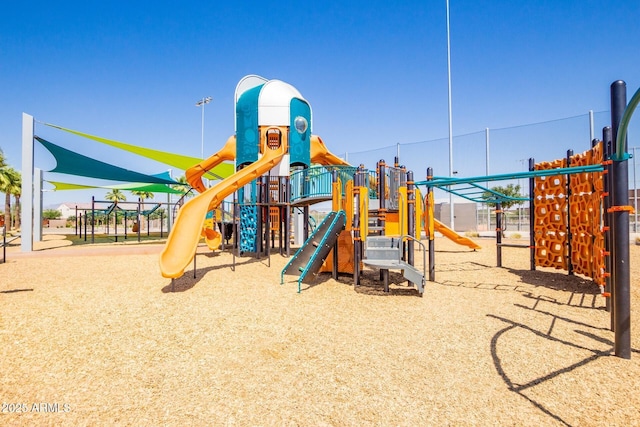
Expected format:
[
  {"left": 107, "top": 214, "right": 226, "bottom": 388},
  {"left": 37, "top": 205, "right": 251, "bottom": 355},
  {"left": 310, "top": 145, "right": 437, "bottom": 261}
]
[{"left": 533, "top": 142, "right": 607, "bottom": 284}]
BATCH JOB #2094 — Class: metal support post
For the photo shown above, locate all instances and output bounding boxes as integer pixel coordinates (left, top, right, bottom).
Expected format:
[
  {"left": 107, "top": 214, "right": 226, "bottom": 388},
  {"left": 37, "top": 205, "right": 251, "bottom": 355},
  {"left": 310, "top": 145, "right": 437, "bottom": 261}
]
[{"left": 610, "top": 80, "right": 631, "bottom": 359}]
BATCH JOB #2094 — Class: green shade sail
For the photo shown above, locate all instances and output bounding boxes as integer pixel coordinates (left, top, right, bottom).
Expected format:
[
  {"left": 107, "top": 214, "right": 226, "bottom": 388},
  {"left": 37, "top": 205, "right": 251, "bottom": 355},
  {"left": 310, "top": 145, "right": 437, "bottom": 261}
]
[
  {"left": 47, "top": 180, "right": 185, "bottom": 194},
  {"left": 44, "top": 122, "right": 234, "bottom": 178}
]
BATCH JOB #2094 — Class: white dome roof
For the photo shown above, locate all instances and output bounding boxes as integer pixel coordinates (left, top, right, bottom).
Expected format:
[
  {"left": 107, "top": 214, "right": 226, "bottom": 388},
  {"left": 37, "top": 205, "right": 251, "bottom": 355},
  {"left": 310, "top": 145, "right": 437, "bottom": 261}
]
[{"left": 258, "top": 80, "right": 307, "bottom": 126}]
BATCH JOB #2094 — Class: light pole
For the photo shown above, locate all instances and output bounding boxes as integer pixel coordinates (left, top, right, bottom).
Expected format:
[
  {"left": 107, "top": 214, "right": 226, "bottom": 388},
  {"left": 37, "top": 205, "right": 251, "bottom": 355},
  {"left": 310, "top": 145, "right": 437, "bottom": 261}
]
[
  {"left": 195, "top": 96, "right": 212, "bottom": 159},
  {"left": 446, "top": 0, "right": 455, "bottom": 230}
]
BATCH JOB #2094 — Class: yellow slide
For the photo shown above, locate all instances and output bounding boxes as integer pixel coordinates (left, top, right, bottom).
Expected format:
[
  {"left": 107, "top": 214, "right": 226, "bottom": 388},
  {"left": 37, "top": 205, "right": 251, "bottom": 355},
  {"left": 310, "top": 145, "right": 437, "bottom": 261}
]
[
  {"left": 434, "top": 219, "right": 481, "bottom": 250},
  {"left": 159, "top": 144, "right": 286, "bottom": 278}
]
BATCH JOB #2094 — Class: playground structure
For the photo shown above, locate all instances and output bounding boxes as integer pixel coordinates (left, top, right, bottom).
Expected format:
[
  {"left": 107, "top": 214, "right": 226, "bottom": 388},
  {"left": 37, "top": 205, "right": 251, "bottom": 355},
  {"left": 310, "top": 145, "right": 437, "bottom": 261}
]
[
  {"left": 160, "top": 76, "right": 453, "bottom": 295},
  {"left": 17, "top": 78, "right": 637, "bottom": 359},
  {"left": 159, "top": 76, "right": 635, "bottom": 315},
  {"left": 159, "top": 75, "right": 351, "bottom": 278}
]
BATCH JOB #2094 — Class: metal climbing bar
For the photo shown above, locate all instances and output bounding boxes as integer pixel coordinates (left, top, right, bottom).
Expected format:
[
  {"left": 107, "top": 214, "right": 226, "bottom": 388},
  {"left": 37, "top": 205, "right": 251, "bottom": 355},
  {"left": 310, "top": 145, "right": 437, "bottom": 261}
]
[{"left": 415, "top": 164, "right": 604, "bottom": 189}]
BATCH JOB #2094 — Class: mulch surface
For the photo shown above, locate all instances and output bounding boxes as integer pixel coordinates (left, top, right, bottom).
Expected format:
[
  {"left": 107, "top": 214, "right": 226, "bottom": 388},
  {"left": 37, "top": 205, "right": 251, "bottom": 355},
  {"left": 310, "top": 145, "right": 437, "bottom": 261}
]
[{"left": 1, "top": 235, "right": 639, "bottom": 426}]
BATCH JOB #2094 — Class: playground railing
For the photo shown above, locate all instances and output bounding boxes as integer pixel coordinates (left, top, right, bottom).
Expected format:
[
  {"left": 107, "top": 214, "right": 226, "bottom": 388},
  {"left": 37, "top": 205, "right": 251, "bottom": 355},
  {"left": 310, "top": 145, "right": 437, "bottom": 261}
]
[{"left": 290, "top": 165, "right": 359, "bottom": 203}]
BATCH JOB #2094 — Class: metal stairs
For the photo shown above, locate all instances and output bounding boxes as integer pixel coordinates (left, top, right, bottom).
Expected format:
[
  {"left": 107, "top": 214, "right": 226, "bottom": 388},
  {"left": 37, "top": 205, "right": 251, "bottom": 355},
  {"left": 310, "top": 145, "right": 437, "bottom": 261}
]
[{"left": 362, "top": 235, "right": 426, "bottom": 295}]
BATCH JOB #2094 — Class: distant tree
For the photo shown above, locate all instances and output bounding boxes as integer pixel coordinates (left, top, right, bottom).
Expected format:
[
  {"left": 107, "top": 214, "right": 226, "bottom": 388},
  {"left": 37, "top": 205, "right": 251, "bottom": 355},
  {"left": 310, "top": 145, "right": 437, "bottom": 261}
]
[
  {"left": 43, "top": 209, "right": 63, "bottom": 220},
  {"left": 149, "top": 207, "right": 165, "bottom": 221},
  {"left": 481, "top": 184, "right": 522, "bottom": 210},
  {"left": 482, "top": 184, "right": 524, "bottom": 236}
]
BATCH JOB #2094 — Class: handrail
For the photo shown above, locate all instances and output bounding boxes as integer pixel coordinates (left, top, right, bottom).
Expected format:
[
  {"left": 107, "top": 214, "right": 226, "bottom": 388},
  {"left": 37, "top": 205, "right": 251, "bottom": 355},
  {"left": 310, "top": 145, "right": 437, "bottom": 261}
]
[{"left": 172, "top": 188, "right": 195, "bottom": 219}]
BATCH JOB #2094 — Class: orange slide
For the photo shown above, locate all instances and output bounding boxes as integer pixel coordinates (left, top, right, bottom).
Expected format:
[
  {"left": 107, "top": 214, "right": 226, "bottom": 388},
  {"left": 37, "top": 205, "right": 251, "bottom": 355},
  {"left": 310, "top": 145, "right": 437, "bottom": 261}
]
[
  {"left": 159, "top": 143, "right": 287, "bottom": 278},
  {"left": 186, "top": 136, "right": 236, "bottom": 193},
  {"left": 310, "top": 135, "right": 350, "bottom": 166},
  {"left": 186, "top": 136, "right": 236, "bottom": 251},
  {"left": 434, "top": 219, "right": 481, "bottom": 250}
]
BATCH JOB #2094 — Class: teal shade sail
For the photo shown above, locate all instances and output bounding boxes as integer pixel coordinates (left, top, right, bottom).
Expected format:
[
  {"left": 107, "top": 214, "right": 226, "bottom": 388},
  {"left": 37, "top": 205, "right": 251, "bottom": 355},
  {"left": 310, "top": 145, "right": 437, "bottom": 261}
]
[
  {"left": 36, "top": 136, "right": 178, "bottom": 185},
  {"left": 43, "top": 122, "right": 234, "bottom": 178}
]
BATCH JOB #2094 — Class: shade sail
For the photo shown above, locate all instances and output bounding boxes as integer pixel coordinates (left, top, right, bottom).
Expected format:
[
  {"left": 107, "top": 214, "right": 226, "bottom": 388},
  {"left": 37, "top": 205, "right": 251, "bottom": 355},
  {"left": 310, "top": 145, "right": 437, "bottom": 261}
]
[
  {"left": 36, "top": 136, "right": 178, "bottom": 184},
  {"left": 47, "top": 180, "right": 185, "bottom": 194},
  {"left": 44, "top": 123, "right": 234, "bottom": 178},
  {"left": 47, "top": 181, "right": 96, "bottom": 191}
]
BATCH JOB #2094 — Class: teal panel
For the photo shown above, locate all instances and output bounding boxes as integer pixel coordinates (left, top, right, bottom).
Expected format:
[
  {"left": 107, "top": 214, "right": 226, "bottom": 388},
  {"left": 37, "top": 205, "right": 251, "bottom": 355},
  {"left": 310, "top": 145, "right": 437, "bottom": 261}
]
[
  {"left": 289, "top": 98, "right": 311, "bottom": 167},
  {"left": 236, "top": 84, "right": 263, "bottom": 167},
  {"left": 239, "top": 205, "right": 258, "bottom": 252}
]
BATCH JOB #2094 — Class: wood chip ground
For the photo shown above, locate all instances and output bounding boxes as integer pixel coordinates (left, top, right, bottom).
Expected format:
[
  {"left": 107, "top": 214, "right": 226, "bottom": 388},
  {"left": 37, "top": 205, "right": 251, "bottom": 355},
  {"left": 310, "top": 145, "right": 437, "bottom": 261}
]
[{"left": 1, "top": 235, "right": 639, "bottom": 426}]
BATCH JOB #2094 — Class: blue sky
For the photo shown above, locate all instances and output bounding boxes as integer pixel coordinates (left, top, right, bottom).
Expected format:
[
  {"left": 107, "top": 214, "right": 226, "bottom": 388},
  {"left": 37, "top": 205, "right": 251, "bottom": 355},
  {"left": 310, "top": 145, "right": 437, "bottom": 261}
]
[{"left": 1, "top": 1, "right": 639, "bottom": 207}]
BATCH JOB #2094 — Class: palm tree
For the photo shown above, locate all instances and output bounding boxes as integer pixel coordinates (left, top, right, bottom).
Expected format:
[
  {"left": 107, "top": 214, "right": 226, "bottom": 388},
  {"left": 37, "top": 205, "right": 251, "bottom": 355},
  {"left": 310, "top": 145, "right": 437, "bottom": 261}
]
[
  {"left": 104, "top": 189, "right": 126, "bottom": 228},
  {"left": 0, "top": 167, "right": 20, "bottom": 230},
  {"left": 0, "top": 149, "right": 9, "bottom": 226},
  {"left": 105, "top": 189, "right": 127, "bottom": 203},
  {"left": 130, "top": 190, "right": 154, "bottom": 210},
  {"left": 8, "top": 169, "right": 21, "bottom": 229},
  {"left": 0, "top": 150, "right": 9, "bottom": 228},
  {"left": 172, "top": 176, "right": 193, "bottom": 199}
]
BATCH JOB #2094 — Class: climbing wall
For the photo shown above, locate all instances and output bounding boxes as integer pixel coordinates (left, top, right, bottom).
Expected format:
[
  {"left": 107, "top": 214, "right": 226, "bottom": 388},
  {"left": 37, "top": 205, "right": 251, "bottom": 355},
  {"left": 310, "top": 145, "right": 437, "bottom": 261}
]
[
  {"left": 534, "top": 159, "right": 568, "bottom": 269},
  {"left": 239, "top": 205, "right": 258, "bottom": 252},
  {"left": 533, "top": 142, "right": 606, "bottom": 283},
  {"left": 569, "top": 143, "right": 606, "bottom": 284}
]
